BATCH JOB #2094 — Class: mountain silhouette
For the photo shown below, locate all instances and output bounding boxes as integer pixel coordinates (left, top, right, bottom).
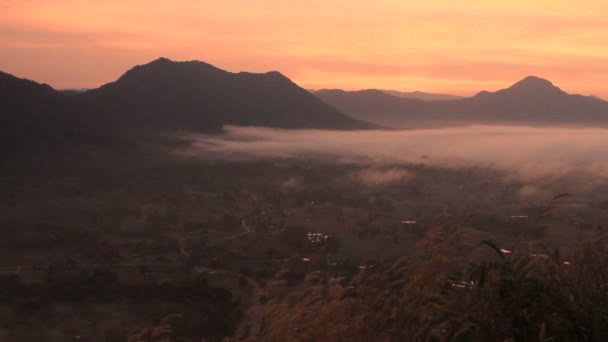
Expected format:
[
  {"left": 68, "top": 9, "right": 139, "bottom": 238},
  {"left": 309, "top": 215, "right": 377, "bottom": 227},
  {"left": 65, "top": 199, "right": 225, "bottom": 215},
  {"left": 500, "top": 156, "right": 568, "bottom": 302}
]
[
  {"left": 81, "top": 58, "right": 372, "bottom": 132},
  {"left": 314, "top": 89, "right": 427, "bottom": 128},
  {"left": 4, "top": 61, "right": 607, "bottom": 161},
  {"left": 2, "top": 58, "right": 374, "bottom": 159},
  {"left": 1, "top": 71, "right": 117, "bottom": 159},
  {"left": 315, "top": 76, "right": 608, "bottom": 128}
]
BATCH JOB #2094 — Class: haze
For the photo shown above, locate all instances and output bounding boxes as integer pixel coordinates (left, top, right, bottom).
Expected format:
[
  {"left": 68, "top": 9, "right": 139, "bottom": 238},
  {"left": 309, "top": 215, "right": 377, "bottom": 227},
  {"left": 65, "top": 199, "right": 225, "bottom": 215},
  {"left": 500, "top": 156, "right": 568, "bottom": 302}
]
[
  {"left": 1, "top": 0, "right": 607, "bottom": 98},
  {"left": 186, "top": 125, "right": 608, "bottom": 183},
  {"left": 5, "top": 0, "right": 608, "bottom": 340}
]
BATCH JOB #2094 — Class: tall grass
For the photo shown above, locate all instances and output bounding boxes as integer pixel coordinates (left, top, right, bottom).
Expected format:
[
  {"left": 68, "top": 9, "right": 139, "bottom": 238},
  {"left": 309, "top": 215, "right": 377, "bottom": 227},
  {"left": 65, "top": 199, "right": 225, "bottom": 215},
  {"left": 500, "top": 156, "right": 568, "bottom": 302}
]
[{"left": 239, "top": 220, "right": 608, "bottom": 341}]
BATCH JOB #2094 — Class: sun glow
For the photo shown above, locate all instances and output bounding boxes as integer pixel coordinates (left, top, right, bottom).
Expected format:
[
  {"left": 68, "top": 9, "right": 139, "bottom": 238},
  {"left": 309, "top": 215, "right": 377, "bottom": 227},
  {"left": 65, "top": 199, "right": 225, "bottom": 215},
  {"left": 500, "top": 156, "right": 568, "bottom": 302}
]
[{"left": 1, "top": 0, "right": 606, "bottom": 97}]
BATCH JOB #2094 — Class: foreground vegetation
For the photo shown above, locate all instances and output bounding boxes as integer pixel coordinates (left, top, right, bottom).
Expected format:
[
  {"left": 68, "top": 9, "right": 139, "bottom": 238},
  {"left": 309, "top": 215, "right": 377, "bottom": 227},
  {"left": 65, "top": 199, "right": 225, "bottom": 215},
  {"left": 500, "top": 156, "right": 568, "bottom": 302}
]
[{"left": 242, "top": 221, "right": 608, "bottom": 341}]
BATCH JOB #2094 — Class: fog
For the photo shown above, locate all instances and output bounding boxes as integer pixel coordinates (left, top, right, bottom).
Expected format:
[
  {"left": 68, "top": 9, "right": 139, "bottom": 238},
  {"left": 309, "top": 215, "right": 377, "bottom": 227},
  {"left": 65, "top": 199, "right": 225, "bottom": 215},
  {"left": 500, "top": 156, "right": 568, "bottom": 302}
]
[{"left": 181, "top": 125, "right": 608, "bottom": 185}]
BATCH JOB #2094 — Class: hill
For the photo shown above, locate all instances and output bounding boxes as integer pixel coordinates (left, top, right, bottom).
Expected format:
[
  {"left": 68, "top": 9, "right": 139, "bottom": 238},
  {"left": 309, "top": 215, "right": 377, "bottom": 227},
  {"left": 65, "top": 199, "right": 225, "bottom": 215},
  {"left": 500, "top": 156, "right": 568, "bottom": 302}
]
[
  {"left": 314, "top": 89, "right": 427, "bottom": 128},
  {"left": 1, "top": 58, "right": 374, "bottom": 161},
  {"left": 315, "top": 76, "right": 608, "bottom": 128},
  {"left": 81, "top": 58, "right": 373, "bottom": 132},
  {"left": 0, "top": 71, "right": 117, "bottom": 160}
]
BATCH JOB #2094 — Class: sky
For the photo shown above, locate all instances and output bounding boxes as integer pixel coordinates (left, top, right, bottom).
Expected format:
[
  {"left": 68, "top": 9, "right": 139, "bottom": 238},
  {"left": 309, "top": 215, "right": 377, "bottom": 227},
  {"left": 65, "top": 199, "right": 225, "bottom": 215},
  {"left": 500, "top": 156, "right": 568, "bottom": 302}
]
[{"left": 1, "top": 0, "right": 606, "bottom": 97}]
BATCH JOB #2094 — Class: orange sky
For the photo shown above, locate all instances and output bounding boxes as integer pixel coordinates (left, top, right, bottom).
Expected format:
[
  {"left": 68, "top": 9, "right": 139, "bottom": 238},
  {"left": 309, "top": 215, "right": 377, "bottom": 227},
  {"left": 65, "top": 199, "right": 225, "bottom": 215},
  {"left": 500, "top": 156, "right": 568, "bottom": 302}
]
[{"left": 1, "top": 0, "right": 606, "bottom": 97}]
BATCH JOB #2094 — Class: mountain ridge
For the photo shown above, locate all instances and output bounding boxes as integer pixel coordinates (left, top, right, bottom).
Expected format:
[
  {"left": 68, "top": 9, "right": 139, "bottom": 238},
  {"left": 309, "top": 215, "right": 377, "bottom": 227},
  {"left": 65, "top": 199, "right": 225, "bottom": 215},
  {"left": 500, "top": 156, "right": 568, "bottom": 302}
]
[
  {"left": 1, "top": 70, "right": 122, "bottom": 159},
  {"left": 315, "top": 75, "right": 608, "bottom": 128},
  {"left": 1, "top": 57, "right": 376, "bottom": 159},
  {"left": 4, "top": 60, "right": 608, "bottom": 157},
  {"left": 81, "top": 57, "right": 373, "bottom": 132}
]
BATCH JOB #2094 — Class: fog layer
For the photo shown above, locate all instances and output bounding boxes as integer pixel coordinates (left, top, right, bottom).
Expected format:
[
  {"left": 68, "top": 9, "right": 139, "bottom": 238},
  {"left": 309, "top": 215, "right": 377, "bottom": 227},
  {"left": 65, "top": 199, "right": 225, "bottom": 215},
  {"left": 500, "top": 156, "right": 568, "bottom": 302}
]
[{"left": 182, "top": 125, "right": 608, "bottom": 183}]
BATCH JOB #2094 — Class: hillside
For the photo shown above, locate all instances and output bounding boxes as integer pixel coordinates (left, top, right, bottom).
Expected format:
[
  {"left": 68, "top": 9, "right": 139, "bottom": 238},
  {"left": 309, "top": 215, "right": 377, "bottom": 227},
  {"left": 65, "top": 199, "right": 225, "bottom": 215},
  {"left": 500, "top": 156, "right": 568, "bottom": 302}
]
[
  {"left": 0, "top": 71, "right": 117, "bottom": 159},
  {"left": 1, "top": 58, "right": 375, "bottom": 160},
  {"left": 81, "top": 58, "right": 373, "bottom": 132},
  {"left": 314, "top": 89, "right": 427, "bottom": 127},
  {"left": 315, "top": 76, "right": 608, "bottom": 128}
]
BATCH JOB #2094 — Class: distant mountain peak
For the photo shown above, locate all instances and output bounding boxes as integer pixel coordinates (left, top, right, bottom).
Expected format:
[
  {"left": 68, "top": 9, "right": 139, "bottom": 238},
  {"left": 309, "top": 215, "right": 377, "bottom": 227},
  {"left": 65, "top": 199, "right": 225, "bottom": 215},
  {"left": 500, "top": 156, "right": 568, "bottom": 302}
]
[
  {"left": 138, "top": 57, "right": 219, "bottom": 70},
  {"left": 508, "top": 75, "right": 561, "bottom": 92},
  {"left": 264, "top": 70, "right": 283, "bottom": 76},
  {"left": 474, "top": 90, "right": 491, "bottom": 97},
  {"left": 471, "top": 76, "right": 565, "bottom": 99},
  {"left": 239, "top": 70, "right": 288, "bottom": 80},
  {"left": 82, "top": 57, "right": 373, "bottom": 131},
  {"left": 120, "top": 58, "right": 297, "bottom": 84},
  {"left": 263, "top": 70, "right": 294, "bottom": 83},
  {"left": 116, "top": 57, "right": 225, "bottom": 84},
  {"left": 150, "top": 56, "right": 172, "bottom": 63}
]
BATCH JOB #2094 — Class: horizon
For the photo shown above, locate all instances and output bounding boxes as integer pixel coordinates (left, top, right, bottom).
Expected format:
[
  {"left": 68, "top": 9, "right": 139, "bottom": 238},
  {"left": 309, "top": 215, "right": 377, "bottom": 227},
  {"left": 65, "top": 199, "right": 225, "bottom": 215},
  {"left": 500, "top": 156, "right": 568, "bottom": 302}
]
[
  {"left": 4, "top": 56, "right": 606, "bottom": 101},
  {"left": 2, "top": 1, "right": 607, "bottom": 98}
]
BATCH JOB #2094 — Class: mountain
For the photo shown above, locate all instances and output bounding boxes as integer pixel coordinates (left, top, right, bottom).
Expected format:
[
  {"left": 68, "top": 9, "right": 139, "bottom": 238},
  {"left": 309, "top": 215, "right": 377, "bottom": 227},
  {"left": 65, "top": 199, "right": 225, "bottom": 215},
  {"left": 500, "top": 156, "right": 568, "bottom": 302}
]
[
  {"left": 1, "top": 71, "right": 69, "bottom": 148},
  {"left": 590, "top": 95, "right": 606, "bottom": 101},
  {"left": 380, "top": 90, "right": 462, "bottom": 101},
  {"left": 0, "top": 71, "right": 117, "bottom": 159},
  {"left": 2, "top": 58, "right": 374, "bottom": 160},
  {"left": 314, "top": 76, "right": 608, "bottom": 128},
  {"left": 314, "top": 89, "right": 427, "bottom": 128},
  {"left": 81, "top": 58, "right": 373, "bottom": 132}
]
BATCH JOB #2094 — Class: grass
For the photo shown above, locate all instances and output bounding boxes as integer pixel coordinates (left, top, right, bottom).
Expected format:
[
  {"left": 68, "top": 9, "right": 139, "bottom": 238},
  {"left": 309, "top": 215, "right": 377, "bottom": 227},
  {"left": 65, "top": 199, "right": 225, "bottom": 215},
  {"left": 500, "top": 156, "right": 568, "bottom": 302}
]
[{"left": 238, "top": 219, "right": 608, "bottom": 341}]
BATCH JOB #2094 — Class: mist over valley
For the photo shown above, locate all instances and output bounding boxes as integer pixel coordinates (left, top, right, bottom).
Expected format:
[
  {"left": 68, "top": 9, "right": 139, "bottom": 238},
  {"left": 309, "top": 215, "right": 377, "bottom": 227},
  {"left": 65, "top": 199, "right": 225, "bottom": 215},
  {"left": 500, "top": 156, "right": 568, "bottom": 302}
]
[{"left": 2, "top": 53, "right": 608, "bottom": 341}]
